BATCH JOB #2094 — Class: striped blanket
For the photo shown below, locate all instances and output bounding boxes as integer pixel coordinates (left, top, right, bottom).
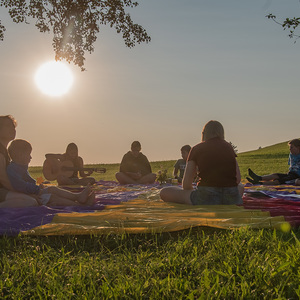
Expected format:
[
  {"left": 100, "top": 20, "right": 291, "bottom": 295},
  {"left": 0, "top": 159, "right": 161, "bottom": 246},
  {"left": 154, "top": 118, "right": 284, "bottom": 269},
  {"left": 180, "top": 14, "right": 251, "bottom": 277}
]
[{"left": 1, "top": 181, "right": 300, "bottom": 236}]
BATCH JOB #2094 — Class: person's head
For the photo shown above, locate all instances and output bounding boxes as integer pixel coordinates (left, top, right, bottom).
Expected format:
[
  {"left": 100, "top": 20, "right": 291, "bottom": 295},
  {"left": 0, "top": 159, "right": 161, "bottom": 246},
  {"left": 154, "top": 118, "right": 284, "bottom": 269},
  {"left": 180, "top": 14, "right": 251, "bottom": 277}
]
[
  {"left": 0, "top": 115, "right": 17, "bottom": 144},
  {"left": 180, "top": 145, "right": 191, "bottom": 161},
  {"left": 131, "top": 141, "right": 141, "bottom": 157},
  {"left": 201, "top": 120, "right": 224, "bottom": 142},
  {"left": 8, "top": 139, "right": 32, "bottom": 166},
  {"left": 65, "top": 143, "right": 78, "bottom": 159},
  {"left": 288, "top": 139, "right": 300, "bottom": 155}
]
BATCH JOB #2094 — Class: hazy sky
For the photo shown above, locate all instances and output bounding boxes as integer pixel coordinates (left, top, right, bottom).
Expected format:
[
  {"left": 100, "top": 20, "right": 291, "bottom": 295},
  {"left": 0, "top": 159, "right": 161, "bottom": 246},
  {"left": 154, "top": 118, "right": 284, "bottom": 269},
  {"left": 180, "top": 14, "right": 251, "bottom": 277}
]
[{"left": 1, "top": 0, "right": 299, "bottom": 166}]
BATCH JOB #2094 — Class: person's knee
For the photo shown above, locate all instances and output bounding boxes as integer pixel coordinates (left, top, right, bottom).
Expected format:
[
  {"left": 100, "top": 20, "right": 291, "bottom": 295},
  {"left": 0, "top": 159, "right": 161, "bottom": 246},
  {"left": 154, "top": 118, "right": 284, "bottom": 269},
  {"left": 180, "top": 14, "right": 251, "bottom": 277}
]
[
  {"left": 160, "top": 187, "right": 171, "bottom": 201},
  {"left": 115, "top": 172, "right": 127, "bottom": 184},
  {"left": 115, "top": 172, "right": 122, "bottom": 181},
  {"left": 141, "top": 173, "right": 156, "bottom": 184},
  {"left": 150, "top": 173, "right": 157, "bottom": 182}
]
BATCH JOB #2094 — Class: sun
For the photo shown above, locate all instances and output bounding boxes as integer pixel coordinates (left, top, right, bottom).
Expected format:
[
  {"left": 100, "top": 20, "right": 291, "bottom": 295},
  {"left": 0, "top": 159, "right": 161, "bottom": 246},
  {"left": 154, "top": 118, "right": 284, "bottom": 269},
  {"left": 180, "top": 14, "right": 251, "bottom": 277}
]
[{"left": 34, "top": 61, "right": 74, "bottom": 97}]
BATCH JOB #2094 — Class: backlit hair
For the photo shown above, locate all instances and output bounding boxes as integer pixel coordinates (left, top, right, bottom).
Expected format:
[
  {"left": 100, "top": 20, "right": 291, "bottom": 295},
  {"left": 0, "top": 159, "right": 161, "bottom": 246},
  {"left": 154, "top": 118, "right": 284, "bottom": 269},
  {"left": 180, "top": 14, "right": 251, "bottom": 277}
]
[
  {"left": 131, "top": 141, "right": 141, "bottom": 150},
  {"left": 8, "top": 139, "right": 32, "bottom": 161},
  {"left": 289, "top": 139, "right": 300, "bottom": 148},
  {"left": 0, "top": 115, "right": 17, "bottom": 129},
  {"left": 201, "top": 120, "right": 225, "bottom": 142},
  {"left": 66, "top": 143, "right": 78, "bottom": 153},
  {"left": 181, "top": 145, "right": 191, "bottom": 153}
]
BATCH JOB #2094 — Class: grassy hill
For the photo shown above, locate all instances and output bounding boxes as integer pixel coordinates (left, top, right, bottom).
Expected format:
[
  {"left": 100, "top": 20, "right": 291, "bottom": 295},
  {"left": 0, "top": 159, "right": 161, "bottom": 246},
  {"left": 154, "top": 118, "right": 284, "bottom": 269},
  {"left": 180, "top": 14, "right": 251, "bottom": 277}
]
[
  {"left": 29, "top": 140, "right": 294, "bottom": 183},
  {"left": 237, "top": 140, "right": 292, "bottom": 182}
]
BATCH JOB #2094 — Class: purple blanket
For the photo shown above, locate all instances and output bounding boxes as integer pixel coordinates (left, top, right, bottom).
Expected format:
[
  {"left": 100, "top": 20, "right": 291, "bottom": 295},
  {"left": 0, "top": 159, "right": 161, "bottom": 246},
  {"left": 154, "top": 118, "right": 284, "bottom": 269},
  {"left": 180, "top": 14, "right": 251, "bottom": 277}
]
[{"left": 0, "top": 181, "right": 152, "bottom": 236}]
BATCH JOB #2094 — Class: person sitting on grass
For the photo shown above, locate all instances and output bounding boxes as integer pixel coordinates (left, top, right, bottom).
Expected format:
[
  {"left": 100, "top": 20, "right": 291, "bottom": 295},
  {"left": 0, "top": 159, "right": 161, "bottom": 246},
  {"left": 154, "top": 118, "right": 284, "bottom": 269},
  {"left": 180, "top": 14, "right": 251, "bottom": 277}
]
[
  {"left": 0, "top": 115, "right": 40, "bottom": 208},
  {"left": 45, "top": 142, "right": 96, "bottom": 186},
  {"left": 160, "top": 120, "right": 243, "bottom": 205},
  {"left": 115, "top": 141, "right": 156, "bottom": 184},
  {"left": 7, "top": 139, "right": 95, "bottom": 206},
  {"left": 173, "top": 145, "right": 191, "bottom": 183},
  {"left": 247, "top": 139, "right": 300, "bottom": 186}
]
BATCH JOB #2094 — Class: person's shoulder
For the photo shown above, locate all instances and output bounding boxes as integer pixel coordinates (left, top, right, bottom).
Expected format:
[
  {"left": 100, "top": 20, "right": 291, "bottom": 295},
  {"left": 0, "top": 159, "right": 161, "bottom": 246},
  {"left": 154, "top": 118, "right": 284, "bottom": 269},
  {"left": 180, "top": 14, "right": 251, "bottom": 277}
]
[
  {"left": 175, "top": 158, "right": 184, "bottom": 164},
  {"left": 191, "top": 142, "right": 204, "bottom": 151},
  {"left": 121, "top": 151, "right": 132, "bottom": 161},
  {"left": 139, "top": 152, "right": 149, "bottom": 160},
  {"left": 6, "top": 161, "right": 21, "bottom": 173}
]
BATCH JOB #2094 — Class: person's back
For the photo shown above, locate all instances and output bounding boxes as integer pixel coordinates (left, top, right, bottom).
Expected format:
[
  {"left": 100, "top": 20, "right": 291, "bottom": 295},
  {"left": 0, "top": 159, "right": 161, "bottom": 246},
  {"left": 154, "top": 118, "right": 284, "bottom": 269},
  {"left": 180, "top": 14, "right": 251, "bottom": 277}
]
[
  {"left": 190, "top": 138, "right": 237, "bottom": 187},
  {"left": 160, "top": 120, "right": 243, "bottom": 205}
]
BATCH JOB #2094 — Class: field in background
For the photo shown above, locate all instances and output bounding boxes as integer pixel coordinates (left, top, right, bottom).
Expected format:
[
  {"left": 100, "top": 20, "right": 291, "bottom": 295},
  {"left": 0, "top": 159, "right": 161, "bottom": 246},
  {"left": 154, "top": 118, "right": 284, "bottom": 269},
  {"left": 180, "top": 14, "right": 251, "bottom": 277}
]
[
  {"left": 29, "top": 141, "right": 292, "bottom": 183},
  {"left": 3, "top": 140, "right": 300, "bottom": 298}
]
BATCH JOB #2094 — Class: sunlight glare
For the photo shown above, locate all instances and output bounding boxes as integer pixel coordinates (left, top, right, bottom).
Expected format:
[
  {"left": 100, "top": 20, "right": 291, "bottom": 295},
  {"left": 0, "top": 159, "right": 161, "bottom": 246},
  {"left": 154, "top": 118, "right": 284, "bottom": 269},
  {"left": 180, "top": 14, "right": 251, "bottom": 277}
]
[{"left": 34, "top": 61, "right": 74, "bottom": 97}]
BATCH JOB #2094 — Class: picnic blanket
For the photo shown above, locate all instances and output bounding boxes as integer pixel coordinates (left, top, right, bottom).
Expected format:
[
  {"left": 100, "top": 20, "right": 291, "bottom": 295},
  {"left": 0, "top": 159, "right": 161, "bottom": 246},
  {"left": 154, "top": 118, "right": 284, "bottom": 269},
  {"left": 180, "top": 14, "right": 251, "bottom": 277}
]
[{"left": 1, "top": 181, "right": 300, "bottom": 236}]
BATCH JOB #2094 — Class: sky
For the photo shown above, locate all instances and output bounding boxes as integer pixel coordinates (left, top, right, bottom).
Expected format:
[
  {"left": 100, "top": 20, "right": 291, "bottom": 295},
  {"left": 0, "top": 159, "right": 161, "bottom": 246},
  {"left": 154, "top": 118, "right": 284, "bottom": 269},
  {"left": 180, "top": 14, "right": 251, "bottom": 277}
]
[{"left": 0, "top": 0, "right": 300, "bottom": 166}]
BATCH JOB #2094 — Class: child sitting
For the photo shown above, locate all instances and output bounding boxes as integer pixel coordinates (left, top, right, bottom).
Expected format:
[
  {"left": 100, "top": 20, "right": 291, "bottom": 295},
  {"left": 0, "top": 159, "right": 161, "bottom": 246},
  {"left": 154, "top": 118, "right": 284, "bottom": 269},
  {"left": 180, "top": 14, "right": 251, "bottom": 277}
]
[
  {"left": 7, "top": 139, "right": 95, "bottom": 206},
  {"left": 173, "top": 145, "right": 191, "bottom": 183},
  {"left": 247, "top": 139, "right": 300, "bottom": 185}
]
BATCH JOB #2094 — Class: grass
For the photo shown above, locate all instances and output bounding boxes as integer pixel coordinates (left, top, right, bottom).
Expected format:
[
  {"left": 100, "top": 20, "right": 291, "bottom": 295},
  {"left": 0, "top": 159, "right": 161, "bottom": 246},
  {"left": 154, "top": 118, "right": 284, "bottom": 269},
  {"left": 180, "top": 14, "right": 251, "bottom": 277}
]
[
  {"left": 237, "top": 140, "right": 291, "bottom": 182},
  {"left": 2, "top": 229, "right": 300, "bottom": 298},
  {"left": 2, "top": 141, "right": 300, "bottom": 298}
]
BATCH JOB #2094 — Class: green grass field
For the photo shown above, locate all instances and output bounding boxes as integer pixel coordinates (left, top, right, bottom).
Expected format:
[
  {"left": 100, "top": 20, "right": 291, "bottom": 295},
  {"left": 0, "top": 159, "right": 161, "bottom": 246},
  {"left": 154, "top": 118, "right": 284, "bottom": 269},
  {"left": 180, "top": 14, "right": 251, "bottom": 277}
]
[{"left": 2, "top": 141, "right": 300, "bottom": 299}]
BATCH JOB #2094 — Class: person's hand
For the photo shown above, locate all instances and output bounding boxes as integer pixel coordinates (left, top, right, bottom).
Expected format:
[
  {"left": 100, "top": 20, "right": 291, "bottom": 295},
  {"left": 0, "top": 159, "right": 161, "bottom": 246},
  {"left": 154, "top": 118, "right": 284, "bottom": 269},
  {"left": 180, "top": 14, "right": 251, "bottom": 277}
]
[
  {"left": 127, "top": 172, "right": 142, "bottom": 180},
  {"left": 85, "top": 170, "right": 94, "bottom": 176},
  {"left": 133, "top": 172, "right": 142, "bottom": 180}
]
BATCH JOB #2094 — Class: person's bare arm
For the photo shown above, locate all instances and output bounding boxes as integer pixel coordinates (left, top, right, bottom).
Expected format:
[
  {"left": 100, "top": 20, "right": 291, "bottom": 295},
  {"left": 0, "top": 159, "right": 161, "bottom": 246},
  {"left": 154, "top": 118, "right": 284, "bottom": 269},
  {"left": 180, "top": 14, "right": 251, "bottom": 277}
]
[
  {"left": 0, "top": 154, "right": 13, "bottom": 190},
  {"left": 173, "top": 166, "right": 179, "bottom": 178},
  {"left": 78, "top": 157, "right": 93, "bottom": 177},
  {"left": 236, "top": 160, "right": 241, "bottom": 184},
  {"left": 182, "top": 161, "right": 197, "bottom": 190}
]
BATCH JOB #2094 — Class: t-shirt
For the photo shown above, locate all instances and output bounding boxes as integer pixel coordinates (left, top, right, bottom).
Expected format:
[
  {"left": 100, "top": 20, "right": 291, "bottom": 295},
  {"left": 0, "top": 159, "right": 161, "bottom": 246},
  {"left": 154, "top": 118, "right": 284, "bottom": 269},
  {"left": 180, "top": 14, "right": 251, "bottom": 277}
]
[
  {"left": 188, "top": 137, "right": 237, "bottom": 187},
  {"left": 288, "top": 153, "right": 300, "bottom": 176},
  {"left": 7, "top": 161, "right": 40, "bottom": 194},
  {"left": 120, "top": 151, "right": 152, "bottom": 176},
  {"left": 174, "top": 159, "right": 187, "bottom": 179}
]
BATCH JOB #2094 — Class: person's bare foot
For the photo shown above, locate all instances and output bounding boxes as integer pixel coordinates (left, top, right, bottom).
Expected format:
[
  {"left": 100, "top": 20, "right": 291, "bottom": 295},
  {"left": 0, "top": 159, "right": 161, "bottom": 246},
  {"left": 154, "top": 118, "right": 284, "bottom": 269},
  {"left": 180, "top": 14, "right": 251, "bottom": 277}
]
[{"left": 78, "top": 185, "right": 92, "bottom": 204}]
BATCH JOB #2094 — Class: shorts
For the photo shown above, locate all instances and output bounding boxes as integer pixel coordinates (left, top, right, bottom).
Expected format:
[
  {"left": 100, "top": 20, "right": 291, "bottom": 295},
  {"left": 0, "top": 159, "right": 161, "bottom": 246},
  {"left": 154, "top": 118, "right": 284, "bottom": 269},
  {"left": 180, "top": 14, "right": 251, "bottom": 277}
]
[
  {"left": 0, "top": 188, "right": 9, "bottom": 202},
  {"left": 39, "top": 188, "right": 52, "bottom": 205},
  {"left": 190, "top": 186, "right": 243, "bottom": 205},
  {"left": 276, "top": 172, "right": 299, "bottom": 185}
]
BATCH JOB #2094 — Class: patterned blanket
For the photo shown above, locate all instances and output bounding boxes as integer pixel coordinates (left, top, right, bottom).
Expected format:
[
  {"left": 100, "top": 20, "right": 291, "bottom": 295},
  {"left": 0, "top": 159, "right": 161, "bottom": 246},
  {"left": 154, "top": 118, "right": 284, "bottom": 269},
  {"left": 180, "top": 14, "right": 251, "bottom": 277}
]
[{"left": 1, "top": 181, "right": 300, "bottom": 236}]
